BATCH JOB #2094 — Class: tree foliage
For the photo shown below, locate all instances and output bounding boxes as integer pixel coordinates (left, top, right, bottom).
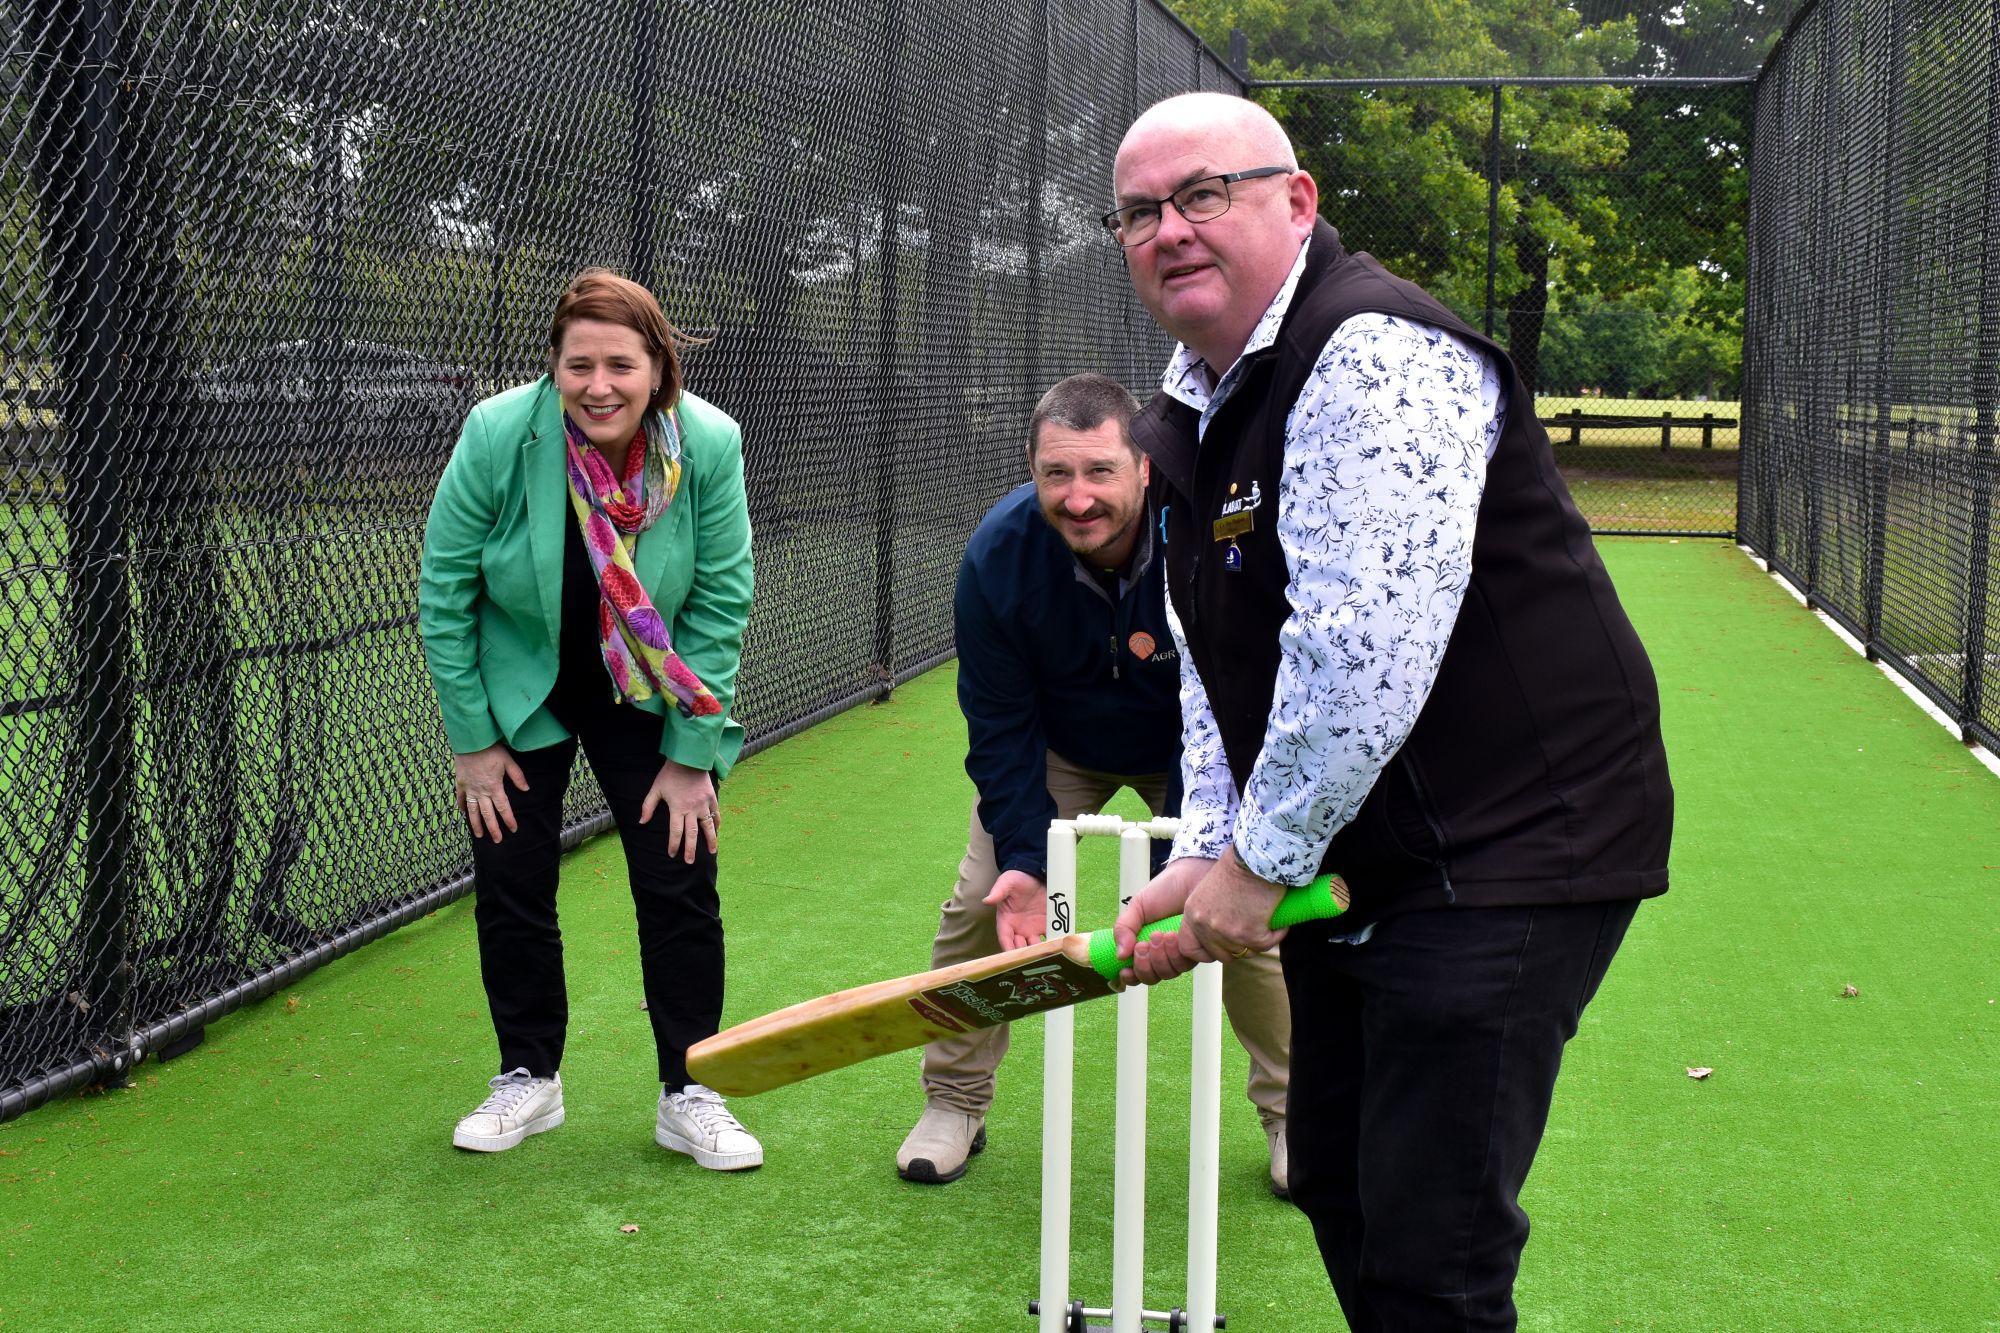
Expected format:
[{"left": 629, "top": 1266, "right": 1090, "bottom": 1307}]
[{"left": 1167, "top": 0, "right": 1748, "bottom": 399}]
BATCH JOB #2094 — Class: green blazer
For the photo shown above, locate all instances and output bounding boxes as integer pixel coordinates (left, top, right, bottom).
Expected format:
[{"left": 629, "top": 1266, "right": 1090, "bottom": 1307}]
[{"left": 418, "top": 376, "right": 754, "bottom": 778}]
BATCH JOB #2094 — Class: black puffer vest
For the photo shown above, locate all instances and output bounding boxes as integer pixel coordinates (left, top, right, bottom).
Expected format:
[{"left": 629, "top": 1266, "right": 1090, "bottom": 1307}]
[{"left": 1131, "top": 221, "right": 1672, "bottom": 925}]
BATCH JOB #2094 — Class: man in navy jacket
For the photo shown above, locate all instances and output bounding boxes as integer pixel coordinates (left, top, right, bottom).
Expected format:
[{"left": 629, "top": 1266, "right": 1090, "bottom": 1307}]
[{"left": 895, "top": 373, "right": 1292, "bottom": 1190}]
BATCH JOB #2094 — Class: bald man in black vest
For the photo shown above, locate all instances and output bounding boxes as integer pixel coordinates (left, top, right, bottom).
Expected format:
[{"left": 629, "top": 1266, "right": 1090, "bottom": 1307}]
[{"left": 1104, "top": 92, "right": 1673, "bottom": 1332}]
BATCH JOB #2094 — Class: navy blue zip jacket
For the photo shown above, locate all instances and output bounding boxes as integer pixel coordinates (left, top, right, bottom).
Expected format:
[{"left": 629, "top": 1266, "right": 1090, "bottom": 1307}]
[{"left": 955, "top": 483, "right": 1183, "bottom": 881}]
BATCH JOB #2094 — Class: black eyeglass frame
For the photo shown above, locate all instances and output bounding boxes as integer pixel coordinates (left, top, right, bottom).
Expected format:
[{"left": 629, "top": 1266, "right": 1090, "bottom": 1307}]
[{"left": 1100, "top": 166, "right": 1294, "bottom": 247}]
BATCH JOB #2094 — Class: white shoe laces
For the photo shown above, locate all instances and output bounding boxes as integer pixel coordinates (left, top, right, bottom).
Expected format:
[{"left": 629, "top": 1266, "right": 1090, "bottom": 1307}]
[
  {"left": 673, "top": 1084, "right": 745, "bottom": 1138},
  {"left": 474, "top": 1070, "right": 543, "bottom": 1117}
]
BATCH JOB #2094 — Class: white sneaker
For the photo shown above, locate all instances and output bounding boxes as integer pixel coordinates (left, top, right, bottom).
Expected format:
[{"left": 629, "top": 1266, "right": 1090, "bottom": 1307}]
[
  {"left": 453, "top": 1068, "right": 564, "bottom": 1152},
  {"left": 656, "top": 1083, "right": 763, "bottom": 1170}
]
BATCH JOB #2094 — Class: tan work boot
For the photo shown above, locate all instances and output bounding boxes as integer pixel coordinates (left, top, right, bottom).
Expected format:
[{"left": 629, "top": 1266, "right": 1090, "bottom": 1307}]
[
  {"left": 1267, "top": 1119, "right": 1290, "bottom": 1201},
  {"left": 896, "top": 1104, "right": 986, "bottom": 1184}
]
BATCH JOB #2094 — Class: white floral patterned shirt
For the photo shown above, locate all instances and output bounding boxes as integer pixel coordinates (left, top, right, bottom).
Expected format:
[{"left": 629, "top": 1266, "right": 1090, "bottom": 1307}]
[{"left": 1162, "top": 239, "right": 1506, "bottom": 886}]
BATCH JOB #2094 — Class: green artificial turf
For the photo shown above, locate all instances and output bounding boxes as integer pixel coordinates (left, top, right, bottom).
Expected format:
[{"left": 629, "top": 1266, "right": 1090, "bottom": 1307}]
[
  {"left": 4, "top": 540, "right": 1998, "bottom": 1331},
  {"left": 1517, "top": 541, "right": 2000, "bottom": 1331}
]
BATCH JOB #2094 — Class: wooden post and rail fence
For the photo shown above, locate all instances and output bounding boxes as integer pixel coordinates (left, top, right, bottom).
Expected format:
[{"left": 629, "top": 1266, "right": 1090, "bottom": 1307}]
[{"left": 1540, "top": 408, "right": 1738, "bottom": 449}]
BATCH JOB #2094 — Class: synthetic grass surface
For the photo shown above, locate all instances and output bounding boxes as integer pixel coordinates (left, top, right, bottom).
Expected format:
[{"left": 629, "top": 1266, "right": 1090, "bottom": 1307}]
[{"left": 4, "top": 540, "right": 1998, "bottom": 1330}]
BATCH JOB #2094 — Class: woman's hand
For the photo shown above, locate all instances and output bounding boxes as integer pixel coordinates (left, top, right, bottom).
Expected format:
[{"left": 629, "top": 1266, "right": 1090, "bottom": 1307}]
[
  {"left": 454, "top": 745, "right": 529, "bottom": 842},
  {"left": 640, "top": 758, "right": 718, "bottom": 864}
]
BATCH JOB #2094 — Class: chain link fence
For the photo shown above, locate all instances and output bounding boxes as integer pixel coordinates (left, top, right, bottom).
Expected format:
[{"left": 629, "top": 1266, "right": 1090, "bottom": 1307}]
[
  {"left": 1740, "top": 0, "right": 2000, "bottom": 754},
  {"left": 19, "top": 0, "right": 1979, "bottom": 1125},
  {"left": 0, "top": 0, "right": 1240, "bottom": 1121},
  {"left": 1268, "top": 80, "right": 1752, "bottom": 537}
]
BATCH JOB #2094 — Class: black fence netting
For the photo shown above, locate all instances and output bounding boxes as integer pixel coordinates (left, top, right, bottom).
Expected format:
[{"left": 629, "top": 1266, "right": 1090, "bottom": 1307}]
[
  {"left": 1741, "top": 0, "right": 2000, "bottom": 754},
  {"left": 1269, "top": 83, "right": 1752, "bottom": 536},
  {"left": 0, "top": 0, "right": 1238, "bottom": 1119}
]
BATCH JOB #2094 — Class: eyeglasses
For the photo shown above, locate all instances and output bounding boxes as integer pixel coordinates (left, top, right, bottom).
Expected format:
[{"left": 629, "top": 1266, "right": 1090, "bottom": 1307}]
[{"left": 1100, "top": 166, "right": 1293, "bottom": 247}]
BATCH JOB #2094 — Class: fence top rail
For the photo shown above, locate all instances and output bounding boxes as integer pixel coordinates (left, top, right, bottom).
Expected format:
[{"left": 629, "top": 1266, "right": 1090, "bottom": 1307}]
[{"left": 1249, "top": 75, "right": 1759, "bottom": 90}]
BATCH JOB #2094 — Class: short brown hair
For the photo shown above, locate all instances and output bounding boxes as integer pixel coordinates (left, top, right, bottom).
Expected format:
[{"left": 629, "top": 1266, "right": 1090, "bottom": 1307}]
[
  {"left": 1027, "top": 373, "right": 1141, "bottom": 458},
  {"left": 547, "top": 269, "right": 698, "bottom": 416}
]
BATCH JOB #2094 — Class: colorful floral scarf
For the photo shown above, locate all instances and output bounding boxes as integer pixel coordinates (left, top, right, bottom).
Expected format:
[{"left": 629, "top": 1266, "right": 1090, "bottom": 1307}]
[{"left": 562, "top": 408, "right": 721, "bottom": 718}]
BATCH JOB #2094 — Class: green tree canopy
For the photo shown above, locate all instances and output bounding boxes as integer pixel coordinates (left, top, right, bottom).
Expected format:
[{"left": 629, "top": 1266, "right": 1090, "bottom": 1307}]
[{"left": 1166, "top": 0, "right": 1746, "bottom": 399}]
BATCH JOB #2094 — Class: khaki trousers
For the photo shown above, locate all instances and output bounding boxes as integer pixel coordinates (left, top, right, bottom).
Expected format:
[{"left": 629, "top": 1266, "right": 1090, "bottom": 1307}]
[{"left": 920, "top": 749, "right": 1291, "bottom": 1127}]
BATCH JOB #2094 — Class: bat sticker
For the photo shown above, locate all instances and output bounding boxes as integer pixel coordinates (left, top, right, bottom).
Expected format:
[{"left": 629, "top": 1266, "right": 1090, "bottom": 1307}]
[
  {"left": 906, "top": 995, "right": 971, "bottom": 1032},
  {"left": 914, "top": 954, "right": 1115, "bottom": 1029}
]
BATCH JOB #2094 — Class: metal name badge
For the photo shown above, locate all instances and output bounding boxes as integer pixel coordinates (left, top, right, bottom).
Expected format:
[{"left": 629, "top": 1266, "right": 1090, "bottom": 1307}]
[
  {"left": 1222, "top": 542, "right": 1243, "bottom": 573},
  {"left": 1211, "top": 510, "right": 1253, "bottom": 542}
]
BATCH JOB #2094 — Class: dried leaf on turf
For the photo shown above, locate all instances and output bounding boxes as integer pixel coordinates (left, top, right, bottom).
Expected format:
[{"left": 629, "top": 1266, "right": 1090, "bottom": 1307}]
[
  {"left": 1686, "top": 1066, "right": 1714, "bottom": 1080},
  {"left": 619, "top": 1224, "right": 640, "bottom": 1234},
  {"left": 1840, "top": 984, "right": 1859, "bottom": 998}
]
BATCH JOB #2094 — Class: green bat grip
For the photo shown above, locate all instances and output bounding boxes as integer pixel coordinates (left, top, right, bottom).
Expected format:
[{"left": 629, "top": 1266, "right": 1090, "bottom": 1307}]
[{"left": 1085, "top": 872, "right": 1346, "bottom": 982}]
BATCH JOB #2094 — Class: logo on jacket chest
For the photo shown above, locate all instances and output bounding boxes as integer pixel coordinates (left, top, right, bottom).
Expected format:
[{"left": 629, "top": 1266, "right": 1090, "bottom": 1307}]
[
  {"left": 1218, "top": 479, "right": 1262, "bottom": 517},
  {"left": 1212, "top": 479, "right": 1262, "bottom": 545}
]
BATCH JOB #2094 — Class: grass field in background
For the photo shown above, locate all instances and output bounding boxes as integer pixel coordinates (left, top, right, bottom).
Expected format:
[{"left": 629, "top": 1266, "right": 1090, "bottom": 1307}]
[
  {"left": 5, "top": 540, "right": 1998, "bottom": 1330},
  {"left": 1563, "top": 472, "right": 1738, "bottom": 533},
  {"left": 1536, "top": 396, "right": 1741, "bottom": 533}
]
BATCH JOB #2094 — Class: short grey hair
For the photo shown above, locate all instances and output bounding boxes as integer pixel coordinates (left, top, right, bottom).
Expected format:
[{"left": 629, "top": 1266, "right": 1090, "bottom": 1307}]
[{"left": 1027, "top": 373, "right": 1141, "bottom": 458}]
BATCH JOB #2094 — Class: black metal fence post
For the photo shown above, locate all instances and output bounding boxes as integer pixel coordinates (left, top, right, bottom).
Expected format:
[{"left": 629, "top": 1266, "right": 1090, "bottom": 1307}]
[
  {"left": 1863, "top": 5, "right": 1904, "bottom": 656},
  {"left": 1741, "top": 75, "right": 1770, "bottom": 555},
  {"left": 1757, "top": 75, "right": 1782, "bottom": 560},
  {"left": 1963, "top": 19, "right": 2000, "bottom": 744},
  {"left": 628, "top": 0, "right": 659, "bottom": 287},
  {"left": 1484, "top": 83, "right": 1501, "bottom": 341},
  {"left": 1799, "top": 22, "right": 1834, "bottom": 604},
  {"left": 312, "top": 104, "right": 347, "bottom": 385},
  {"left": 47, "top": 0, "right": 135, "bottom": 1075},
  {"left": 1130, "top": 0, "right": 1141, "bottom": 120},
  {"left": 490, "top": 243, "right": 505, "bottom": 386},
  {"left": 870, "top": 0, "right": 905, "bottom": 692},
  {"left": 1025, "top": 0, "right": 1048, "bottom": 401}
]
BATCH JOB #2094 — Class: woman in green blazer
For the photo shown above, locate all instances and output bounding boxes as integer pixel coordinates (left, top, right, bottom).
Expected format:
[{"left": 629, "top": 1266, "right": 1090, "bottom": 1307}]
[{"left": 419, "top": 269, "right": 761, "bottom": 1169}]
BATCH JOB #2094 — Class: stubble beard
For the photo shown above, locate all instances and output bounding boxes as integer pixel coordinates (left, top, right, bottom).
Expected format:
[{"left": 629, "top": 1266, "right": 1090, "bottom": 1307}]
[{"left": 1065, "top": 508, "right": 1140, "bottom": 567}]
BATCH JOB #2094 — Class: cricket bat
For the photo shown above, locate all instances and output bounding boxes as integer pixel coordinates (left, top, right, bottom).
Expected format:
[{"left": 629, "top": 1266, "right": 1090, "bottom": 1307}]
[{"left": 686, "top": 873, "right": 1348, "bottom": 1097}]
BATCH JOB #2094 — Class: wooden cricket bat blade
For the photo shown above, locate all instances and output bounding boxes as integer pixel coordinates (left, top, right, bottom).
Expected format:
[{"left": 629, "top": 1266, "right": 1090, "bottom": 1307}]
[
  {"left": 687, "top": 934, "right": 1113, "bottom": 1097},
  {"left": 687, "top": 874, "right": 1348, "bottom": 1098}
]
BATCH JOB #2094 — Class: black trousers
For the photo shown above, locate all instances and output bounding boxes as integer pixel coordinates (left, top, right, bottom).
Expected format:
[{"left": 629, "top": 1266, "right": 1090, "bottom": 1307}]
[
  {"left": 1282, "top": 899, "right": 1639, "bottom": 1332},
  {"left": 468, "top": 702, "right": 723, "bottom": 1088}
]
